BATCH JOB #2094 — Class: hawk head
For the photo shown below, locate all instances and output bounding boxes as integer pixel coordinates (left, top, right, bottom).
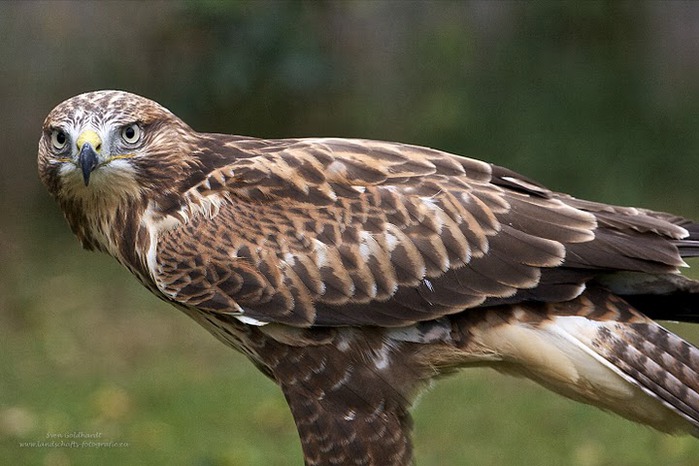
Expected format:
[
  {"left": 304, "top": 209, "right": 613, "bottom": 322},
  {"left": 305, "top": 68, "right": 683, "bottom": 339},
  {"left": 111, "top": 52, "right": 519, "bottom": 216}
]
[
  {"left": 37, "top": 90, "right": 203, "bottom": 253},
  {"left": 36, "top": 91, "right": 208, "bottom": 263},
  {"left": 38, "top": 90, "right": 194, "bottom": 203}
]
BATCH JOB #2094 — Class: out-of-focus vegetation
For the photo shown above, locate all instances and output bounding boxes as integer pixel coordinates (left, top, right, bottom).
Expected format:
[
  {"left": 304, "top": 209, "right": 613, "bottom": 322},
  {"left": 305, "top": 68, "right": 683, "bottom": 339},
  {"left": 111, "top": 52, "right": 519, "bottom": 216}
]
[{"left": 3, "top": 1, "right": 699, "bottom": 465}]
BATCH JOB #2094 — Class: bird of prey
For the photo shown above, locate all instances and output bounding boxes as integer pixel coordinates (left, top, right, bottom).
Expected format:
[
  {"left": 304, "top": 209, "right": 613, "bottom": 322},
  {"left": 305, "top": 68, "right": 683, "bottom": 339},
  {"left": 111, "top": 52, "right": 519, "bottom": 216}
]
[{"left": 38, "top": 90, "right": 699, "bottom": 465}]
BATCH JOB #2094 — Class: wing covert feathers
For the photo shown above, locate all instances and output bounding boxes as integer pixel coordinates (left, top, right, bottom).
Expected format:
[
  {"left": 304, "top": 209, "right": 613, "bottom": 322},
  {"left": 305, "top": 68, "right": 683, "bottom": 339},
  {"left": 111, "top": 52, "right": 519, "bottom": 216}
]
[
  {"left": 153, "top": 137, "right": 697, "bottom": 327},
  {"left": 149, "top": 134, "right": 699, "bottom": 433}
]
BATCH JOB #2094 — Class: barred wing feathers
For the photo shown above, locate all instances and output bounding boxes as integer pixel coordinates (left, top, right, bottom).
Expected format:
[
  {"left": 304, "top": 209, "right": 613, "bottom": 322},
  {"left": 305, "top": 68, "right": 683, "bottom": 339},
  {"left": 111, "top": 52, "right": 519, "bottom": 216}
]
[{"left": 152, "top": 138, "right": 692, "bottom": 328}]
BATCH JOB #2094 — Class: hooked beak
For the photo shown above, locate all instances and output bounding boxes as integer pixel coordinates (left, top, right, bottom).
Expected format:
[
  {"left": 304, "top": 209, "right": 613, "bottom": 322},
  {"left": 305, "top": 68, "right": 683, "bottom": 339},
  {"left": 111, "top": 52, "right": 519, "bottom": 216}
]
[
  {"left": 76, "top": 130, "right": 102, "bottom": 186},
  {"left": 78, "top": 143, "right": 99, "bottom": 186}
]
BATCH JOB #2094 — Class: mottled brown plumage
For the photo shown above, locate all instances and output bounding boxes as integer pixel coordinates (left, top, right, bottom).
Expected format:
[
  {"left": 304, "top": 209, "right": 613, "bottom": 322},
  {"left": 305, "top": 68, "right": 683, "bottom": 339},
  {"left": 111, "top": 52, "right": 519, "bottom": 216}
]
[{"left": 38, "top": 90, "right": 699, "bottom": 465}]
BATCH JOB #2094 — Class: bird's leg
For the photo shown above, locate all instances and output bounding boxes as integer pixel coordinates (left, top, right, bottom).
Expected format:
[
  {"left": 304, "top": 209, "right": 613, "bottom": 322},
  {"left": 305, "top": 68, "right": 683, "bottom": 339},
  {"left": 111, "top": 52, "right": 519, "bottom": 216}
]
[{"left": 264, "top": 328, "right": 426, "bottom": 466}]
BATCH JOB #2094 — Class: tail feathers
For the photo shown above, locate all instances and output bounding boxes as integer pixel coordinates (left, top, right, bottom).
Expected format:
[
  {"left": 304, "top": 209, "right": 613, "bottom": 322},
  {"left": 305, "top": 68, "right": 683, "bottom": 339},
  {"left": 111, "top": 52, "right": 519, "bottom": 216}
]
[
  {"left": 453, "top": 292, "right": 699, "bottom": 436},
  {"left": 591, "top": 320, "right": 699, "bottom": 433}
]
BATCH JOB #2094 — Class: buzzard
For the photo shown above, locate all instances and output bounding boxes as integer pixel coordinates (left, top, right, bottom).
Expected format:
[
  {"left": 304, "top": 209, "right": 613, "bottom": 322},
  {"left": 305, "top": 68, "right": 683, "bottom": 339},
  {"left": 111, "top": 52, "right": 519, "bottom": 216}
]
[{"left": 38, "top": 90, "right": 699, "bottom": 465}]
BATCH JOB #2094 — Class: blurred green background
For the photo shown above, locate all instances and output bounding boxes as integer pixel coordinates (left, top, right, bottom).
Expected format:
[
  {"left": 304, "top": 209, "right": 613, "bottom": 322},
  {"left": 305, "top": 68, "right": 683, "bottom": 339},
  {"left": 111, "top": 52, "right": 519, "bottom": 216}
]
[{"left": 3, "top": 1, "right": 699, "bottom": 465}]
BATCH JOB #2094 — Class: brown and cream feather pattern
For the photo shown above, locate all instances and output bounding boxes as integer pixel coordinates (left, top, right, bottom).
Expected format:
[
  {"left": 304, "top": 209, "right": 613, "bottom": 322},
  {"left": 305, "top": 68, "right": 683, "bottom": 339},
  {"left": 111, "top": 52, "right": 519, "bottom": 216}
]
[{"left": 39, "top": 90, "right": 699, "bottom": 465}]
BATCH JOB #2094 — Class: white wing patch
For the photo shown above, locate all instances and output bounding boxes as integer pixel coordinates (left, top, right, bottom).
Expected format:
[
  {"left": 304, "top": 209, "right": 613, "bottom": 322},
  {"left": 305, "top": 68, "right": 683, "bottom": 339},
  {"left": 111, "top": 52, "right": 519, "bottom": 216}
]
[{"left": 236, "top": 315, "right": 269, "bottom": 326}]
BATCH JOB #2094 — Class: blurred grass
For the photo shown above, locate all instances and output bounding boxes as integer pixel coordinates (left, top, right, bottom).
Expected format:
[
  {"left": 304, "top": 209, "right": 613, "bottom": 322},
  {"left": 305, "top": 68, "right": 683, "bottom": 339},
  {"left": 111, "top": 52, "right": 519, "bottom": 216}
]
[{"left": 3, "top": 210, "right": 699, "bottom": 466}]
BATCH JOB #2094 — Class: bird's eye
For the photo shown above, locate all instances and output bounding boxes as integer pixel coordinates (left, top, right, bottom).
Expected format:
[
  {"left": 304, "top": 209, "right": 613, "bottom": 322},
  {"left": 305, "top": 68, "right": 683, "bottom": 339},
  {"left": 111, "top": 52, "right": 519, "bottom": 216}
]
[
  {"left": 120, "top": 123, "right": 141, "bottom": 145},
  {"left": 50, "top": 129, "right": 68, "bottom": 151}
]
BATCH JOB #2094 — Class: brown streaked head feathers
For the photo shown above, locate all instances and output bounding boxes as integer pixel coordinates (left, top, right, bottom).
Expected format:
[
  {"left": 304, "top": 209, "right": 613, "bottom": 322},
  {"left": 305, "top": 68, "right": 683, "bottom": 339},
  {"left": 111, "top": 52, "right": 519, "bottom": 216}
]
[{"left": 38, "top": 90, "right": 699, "bottom": 465}]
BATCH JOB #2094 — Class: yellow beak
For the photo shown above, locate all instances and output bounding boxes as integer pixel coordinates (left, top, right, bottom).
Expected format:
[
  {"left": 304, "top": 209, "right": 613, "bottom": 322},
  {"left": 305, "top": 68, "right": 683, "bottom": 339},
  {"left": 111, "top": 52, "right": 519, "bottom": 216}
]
[{"left": 76, "top": 130, "right": 102, "bottom": 153}]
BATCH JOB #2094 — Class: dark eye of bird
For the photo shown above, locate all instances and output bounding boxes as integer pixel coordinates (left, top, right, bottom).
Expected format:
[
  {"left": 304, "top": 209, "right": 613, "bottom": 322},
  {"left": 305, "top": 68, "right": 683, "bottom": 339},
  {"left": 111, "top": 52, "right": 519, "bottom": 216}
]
[{"left": 56, "top": 131, "right": 66, "bottom": 145}]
